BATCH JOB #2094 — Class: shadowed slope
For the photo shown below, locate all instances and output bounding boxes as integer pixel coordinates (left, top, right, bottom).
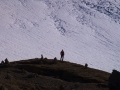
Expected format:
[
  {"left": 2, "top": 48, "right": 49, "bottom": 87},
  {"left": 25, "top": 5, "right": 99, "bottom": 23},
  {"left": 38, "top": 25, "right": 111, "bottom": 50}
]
[{"left": 0, "top": 58, "right": 110, "bottom": 90}]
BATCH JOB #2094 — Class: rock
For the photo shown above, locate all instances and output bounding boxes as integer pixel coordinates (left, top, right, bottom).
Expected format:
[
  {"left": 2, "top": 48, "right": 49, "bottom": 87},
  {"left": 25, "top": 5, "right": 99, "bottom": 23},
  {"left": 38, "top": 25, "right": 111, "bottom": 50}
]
[
  {"left": 109, "top": 70, "right": 120, "bottom": 90},
  {"left": 85, "top": 63, "right": 88, "bottom": 69},
  {"left": 1, "top": 61, "right": 5, "bottom": 64},
  {"left": 52, "top": 57, "right": 57, "bottom": 64}
]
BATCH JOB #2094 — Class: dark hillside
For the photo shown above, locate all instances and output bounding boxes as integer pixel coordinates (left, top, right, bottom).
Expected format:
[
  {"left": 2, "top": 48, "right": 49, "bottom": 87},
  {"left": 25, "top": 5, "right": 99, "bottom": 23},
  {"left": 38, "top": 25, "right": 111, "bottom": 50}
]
[{"left": 0, "top": 58, "right": 110, "bottom": 90}]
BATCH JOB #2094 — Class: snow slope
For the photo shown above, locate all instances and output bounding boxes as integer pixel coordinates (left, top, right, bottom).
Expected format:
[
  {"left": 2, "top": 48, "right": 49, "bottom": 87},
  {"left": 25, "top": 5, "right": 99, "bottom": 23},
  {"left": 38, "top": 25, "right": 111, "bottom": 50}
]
[{"left": 0, "top": 0, "right": 120, "bottom": 72}]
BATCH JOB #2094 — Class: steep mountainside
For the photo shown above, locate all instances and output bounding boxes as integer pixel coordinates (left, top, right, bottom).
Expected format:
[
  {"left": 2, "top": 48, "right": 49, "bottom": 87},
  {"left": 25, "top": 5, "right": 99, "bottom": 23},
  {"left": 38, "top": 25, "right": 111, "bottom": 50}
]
[{"left": 0, "top": 0, "right": 120, "bottom": 72}]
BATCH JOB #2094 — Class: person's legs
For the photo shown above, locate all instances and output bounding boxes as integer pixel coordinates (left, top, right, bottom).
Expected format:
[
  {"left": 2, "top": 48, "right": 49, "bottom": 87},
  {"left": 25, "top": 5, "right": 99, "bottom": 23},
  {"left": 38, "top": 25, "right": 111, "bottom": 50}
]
[
  {"left": 60, "top": 55, "right": 62, "bottom": 61},
  {"left": 60, "top": 57, "right": 61, "bottom": 61},
  {"left": 62, "top": 56, "right": 64, "bottom": 61}
]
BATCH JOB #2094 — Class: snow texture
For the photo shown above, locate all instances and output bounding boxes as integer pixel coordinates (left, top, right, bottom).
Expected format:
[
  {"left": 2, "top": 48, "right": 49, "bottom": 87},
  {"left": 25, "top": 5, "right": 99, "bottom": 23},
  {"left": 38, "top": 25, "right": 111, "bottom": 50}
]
[{"left": 0, "top": 0, "right": 120, "bottom": 72}]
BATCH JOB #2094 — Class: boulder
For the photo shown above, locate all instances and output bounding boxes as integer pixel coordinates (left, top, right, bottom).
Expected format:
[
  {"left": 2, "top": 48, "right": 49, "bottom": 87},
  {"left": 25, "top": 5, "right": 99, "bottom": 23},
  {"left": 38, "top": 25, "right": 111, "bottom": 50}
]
[{"left": 109, "top": 70, "right": 120, "bottom": 90}]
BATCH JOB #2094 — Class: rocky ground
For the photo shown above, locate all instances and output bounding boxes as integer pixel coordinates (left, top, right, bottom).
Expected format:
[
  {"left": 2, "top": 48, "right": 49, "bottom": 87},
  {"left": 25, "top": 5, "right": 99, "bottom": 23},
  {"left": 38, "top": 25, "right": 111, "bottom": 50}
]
[{"left": 0, "top": 58, "right": 110, "bottom": 90}]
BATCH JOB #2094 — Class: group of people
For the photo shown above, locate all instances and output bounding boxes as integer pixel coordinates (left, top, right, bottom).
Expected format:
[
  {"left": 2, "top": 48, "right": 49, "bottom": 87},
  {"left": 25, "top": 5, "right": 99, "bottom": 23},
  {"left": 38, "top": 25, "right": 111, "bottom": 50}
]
[{"left": 41, "top": 49, "right": 65, "bottom": 61}]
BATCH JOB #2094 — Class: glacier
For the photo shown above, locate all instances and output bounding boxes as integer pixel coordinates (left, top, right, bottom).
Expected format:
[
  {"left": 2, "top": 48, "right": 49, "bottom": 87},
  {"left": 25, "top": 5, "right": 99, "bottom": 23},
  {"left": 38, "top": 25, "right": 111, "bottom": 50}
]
[{"left": 0, "top": 0, "right": 120, "bottom": 72}]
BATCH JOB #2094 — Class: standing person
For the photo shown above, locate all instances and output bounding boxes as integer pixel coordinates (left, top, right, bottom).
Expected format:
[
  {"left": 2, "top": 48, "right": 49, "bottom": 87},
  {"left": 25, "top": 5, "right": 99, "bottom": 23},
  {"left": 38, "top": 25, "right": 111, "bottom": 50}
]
[{"left": 60, "top": 49, "right": 64, "bottom": 61}]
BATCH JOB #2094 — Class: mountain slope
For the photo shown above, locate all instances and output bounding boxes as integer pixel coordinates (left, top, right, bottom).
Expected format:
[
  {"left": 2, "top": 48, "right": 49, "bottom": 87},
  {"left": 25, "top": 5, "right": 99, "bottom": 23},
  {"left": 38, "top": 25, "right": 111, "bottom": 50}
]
[
  {"left": 0, "top": 58, "right": 110, "bottom": 90},
  {"left": 0, "top": 0, "right": 120, "bottom": 72}
]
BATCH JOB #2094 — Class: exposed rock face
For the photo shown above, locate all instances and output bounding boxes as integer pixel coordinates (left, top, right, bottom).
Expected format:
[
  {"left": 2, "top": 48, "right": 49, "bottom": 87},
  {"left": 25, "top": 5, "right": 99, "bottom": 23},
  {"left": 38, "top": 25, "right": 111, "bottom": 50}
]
[{"left": 109, "top": 70, "right": 120, "bottom": 90}]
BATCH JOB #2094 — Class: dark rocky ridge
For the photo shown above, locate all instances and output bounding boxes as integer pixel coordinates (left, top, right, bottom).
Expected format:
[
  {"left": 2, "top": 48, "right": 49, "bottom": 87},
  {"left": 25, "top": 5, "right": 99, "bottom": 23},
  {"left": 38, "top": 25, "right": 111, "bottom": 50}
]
[{"left": 0, "top": 58, "right": 110, "bottom": 90}]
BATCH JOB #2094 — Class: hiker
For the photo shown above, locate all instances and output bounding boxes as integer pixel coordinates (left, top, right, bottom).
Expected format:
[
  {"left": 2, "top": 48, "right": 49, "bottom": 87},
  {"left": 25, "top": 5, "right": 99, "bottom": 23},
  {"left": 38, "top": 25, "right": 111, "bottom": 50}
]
[
  {"left": 5, "top": 58, "right": 9, "bottom": 64},
  {"left": 60, "top": 49, "right": 64, "bottom": 61},
  {"left": 1, "top": 60, "right": 4, "bottom": 64},
  {"left": 41, "top": 54, "right": 43, "bottom": 60}
]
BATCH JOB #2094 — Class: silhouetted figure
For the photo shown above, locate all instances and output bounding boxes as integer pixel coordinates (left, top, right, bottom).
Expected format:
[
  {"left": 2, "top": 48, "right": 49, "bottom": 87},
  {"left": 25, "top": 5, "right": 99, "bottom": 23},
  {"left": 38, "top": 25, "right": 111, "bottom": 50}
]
[
  {"left": 53, "top": 57, "right": 57, "bottom": 64},
  {"left": 109, "top": 70, "right": 120, "bottom": 90},
  {"left": 54, "top": 57, "right": 57, "bottom": 61},
  {"left": 1, "top": 60, "right": 4, "bottom": 64},
  {"left": 5, "top": 58, "right": 9, "bottom": 64},
  {"left": 60, "top": 50, "right": 64, "bottom": 61},
  {"left": 85, "top": 63, "right": 88, "bottom": 69},
  {"left": 41, "top": 54, "right": 43, "bottom": 60}
]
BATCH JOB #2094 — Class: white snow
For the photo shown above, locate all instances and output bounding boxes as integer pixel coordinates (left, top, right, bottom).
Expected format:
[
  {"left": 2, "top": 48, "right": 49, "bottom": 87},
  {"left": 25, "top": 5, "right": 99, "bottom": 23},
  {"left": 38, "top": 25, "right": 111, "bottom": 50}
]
[{"left": 0, "top": 0, "right": 120, "bottom": 73}]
